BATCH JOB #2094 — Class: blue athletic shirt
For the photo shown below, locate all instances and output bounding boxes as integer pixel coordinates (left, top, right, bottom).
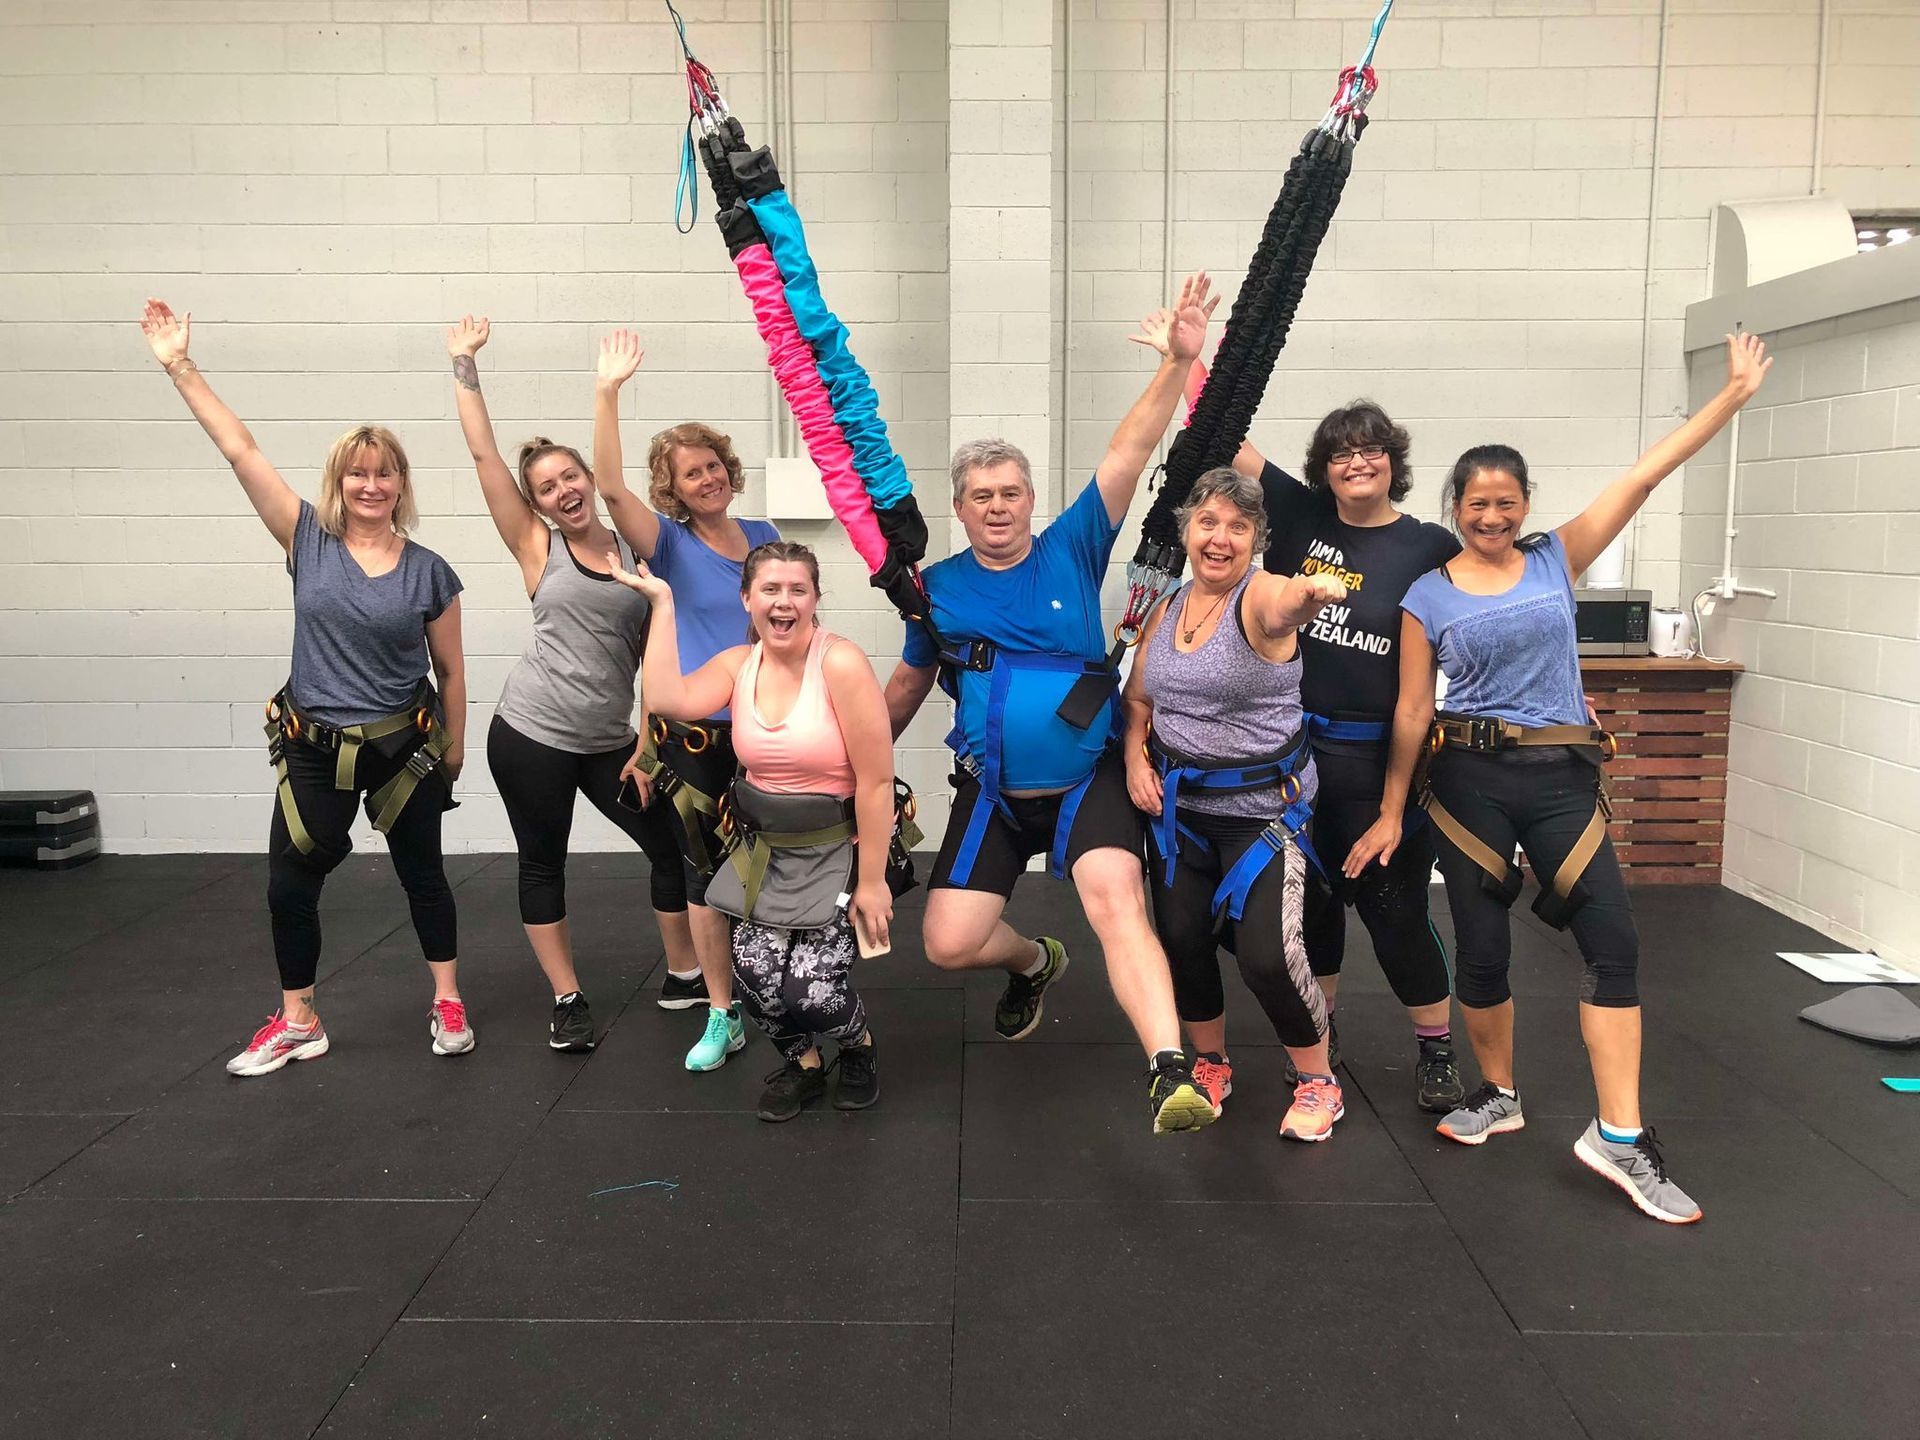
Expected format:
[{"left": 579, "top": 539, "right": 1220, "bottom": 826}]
[
  {"left": 902, "top": 476, "right": 1119, "bottom": 791},
  {"left": 1400, "top": 529, "right": 1587, "bottom": 729},
  {"left": 650, "top": 515, "right": 780, "bottom": 721}
]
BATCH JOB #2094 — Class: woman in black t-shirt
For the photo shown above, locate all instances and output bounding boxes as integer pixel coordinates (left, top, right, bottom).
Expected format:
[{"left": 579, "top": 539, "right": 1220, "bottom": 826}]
[{"left": 1237, "top": 402, "right": 1463, "bottom": 1114}]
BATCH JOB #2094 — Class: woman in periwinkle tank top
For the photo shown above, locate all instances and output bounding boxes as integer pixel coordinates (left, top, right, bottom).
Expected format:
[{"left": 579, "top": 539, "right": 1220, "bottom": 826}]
[
  {"left": 1383, "top": 332, "right": 1771, "bottom": 1225},
  {"left": 448, "top": 318, "right": 691, "bottom": 1054},
  {"left": 1119, "top": 468, "right": 1352, "bottom": 1144}
]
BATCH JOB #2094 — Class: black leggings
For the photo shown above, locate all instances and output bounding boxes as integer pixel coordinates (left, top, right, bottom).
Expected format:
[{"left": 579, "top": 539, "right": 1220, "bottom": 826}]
[
  {"left": 1147, "top": 807, "right": 1326, "bottom": 1049},
  {"left": 487, "top": 715, "right": 688, "bottom": 926},
  {"left": 1427, "top": 748, "right": 1638, "bottom": 1009},
  {"left": 1304, "top": 744, "right": 1453, "bottom": 1009},
  {"left": 267, "top": 731, "right": 457, "bottom": 992}
]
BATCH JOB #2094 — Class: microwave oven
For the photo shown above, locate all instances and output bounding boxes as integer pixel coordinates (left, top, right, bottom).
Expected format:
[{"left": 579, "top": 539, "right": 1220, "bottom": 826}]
[{"left": 1574, "top": 589, "right": 1652, "bottom": 656}]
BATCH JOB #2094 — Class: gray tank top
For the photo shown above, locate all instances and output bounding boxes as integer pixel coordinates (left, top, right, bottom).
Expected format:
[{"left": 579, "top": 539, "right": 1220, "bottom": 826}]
[
  {"left": 1140, "top": 570, "right": 1317, "bottom": 818},
  {"left": 495, "top": 530, "right": 651, "bottom": 754}
]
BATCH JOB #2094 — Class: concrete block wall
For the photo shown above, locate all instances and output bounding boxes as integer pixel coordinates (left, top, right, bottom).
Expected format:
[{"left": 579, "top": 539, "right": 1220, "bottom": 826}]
[
  {"left": 0, "top": 0, "right": 949, "bottom": 852},
  {"left": 1680, "top": 273, "right": 1920, "bottom": 970}
]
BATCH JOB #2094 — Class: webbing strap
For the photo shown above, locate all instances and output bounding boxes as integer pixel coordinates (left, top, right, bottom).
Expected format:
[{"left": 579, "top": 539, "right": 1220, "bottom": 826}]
[
  {"left": 1549, "top": 803, "right": 1608, "bottom": 902},
  {"left": 368, "top": 726, "right": 452, "bottom": 835},
  {"left": 1212, "top": 802, "right": 1322, "bottom": 924},
  {"left": 729, "top": 819, "right": 858, "bottom": 917},
  {"left": 1305, "top": 713, "right": 1387, "bottom": 744},
  {"left": 945, "top": 785, "right": 998, "bottom": 889},
  {"left": 1420, "top": 790, "right": 1520, "bottom": 897},
  {"left": 1149, "top": 738, "right": 1309, "bottom": 888},
  {"left": 1047, "top": 771, "right": 1096, "bottom": 880}
]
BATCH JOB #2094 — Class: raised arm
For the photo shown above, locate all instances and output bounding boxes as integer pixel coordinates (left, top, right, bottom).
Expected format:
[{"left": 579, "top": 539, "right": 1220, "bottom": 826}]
[
  {"left": 1344, "top": 613, "right": 1439, "bottom": 878},
  {"left": 141, "top": 298, "right": 300, "bottom": 552},
  {"left": 824, "top": 640, "right": 897, "bottom": 952},
  {"left": 448, "top": 315, "right": 544, "bottom": 569},
  {"left": 591, "top": 329, "right": 663, "bottom": 560},
  {"left": 1095, "top": 271, "right": 1219, "bottom": 523},
  {"left": 1247, "top": 569, "right": 1346, "bottom": 641},
  {"left": 426, "top": 596, "right": 467, "bottom": 784},
  {"left": 883, "top": 660, "right": 938, "bottom": 741},
  {"left": 606, "top": 554, "right": 742, "bottom": 720},
  {"left": 1558, "top": 331, "right": 1771, "bottom": 579}
]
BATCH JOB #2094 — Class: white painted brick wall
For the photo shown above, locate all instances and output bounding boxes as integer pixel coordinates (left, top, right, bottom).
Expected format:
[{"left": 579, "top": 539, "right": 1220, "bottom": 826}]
[
  {"left": 2, "top": 0, "right": 1918, "bottom": 865},
  {"left": 1682, "top": 296, "right": 1920, "bottom": 970}
]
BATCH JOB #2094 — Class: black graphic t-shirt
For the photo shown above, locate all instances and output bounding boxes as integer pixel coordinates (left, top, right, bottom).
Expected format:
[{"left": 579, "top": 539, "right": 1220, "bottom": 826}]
[{"left": 1258, "top": 461, "right": 1460, "bottom": 731}]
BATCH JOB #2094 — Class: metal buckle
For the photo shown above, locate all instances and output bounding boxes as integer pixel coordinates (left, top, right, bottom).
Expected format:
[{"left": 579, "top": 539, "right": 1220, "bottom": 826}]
[
  {"left": 1467, "top": 717, "right": 1506, "bottom": 752},
  {"left": 403, "top": 745, "right": 439, "bottom": 782}
]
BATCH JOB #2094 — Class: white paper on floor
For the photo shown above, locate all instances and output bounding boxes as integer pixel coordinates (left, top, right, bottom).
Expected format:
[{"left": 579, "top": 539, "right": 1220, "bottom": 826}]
[{"left": 1778, "top": 951, "right": 1919, "bottom": 984}]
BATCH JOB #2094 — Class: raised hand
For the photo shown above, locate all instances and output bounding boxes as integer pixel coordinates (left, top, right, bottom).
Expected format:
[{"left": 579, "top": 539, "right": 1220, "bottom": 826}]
[
  {"left": 141, "top": 297, "right": 191, "bottom": 369},
  {"left": 597, "top": 328, "right": 644, "bottom": 388},
  {"left": 606, "top": 551, "right": 669, "bottom": 604},
  {"left": 448, "top": 314, "right": 490, "bottom": 359},
  {"left": 1725, "top": 331, "right": 1772, "bottom": 403},
  {"left": 1166, "top": 270, "right": 1218, "bottom": 364}
]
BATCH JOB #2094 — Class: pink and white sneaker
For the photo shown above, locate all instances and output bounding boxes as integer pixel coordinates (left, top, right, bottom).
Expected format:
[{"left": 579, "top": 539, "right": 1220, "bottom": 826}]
[
  {"left": 226, "top": 1012, "right": 329, "bottom": 1077},
  {"left": 429, "top": 997, "right": 475, "bottom": 1056}
]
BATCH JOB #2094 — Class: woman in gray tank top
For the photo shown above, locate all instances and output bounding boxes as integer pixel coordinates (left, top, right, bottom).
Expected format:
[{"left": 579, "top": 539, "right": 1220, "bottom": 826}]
[
  {"left": 449, "top": 317, "right": 695, "bottom": 1053},
  {"left": 1119, "top": 467, "right": 1350, "bottom": 1144}
]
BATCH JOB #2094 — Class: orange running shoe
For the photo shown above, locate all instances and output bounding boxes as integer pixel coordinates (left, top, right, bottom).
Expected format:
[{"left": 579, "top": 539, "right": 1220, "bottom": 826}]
[
  {"left": 1279, "top": 1075, "right": 1344, "bottom": 1143},
  {"left": 1192, "top": 1052, "right": 1233, "bottom": 1116}
]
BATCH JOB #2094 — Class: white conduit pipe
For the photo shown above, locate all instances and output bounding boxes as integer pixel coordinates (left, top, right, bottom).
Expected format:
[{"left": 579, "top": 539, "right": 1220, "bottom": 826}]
[
  {"left": 1058, "top": 0, "right": 1074, "bottom": 511},
  {"left": 1623, "top": 0, "right": 1672, "bottom": 587},
  {"left": 762, "top": 0, "right": 784, "bottom": 456},
  {"left": 1156, "top": 0, "right": 1176, "bottom": 468},
  {"left": 1811, "top": 0, "right": 1832, "bottom": 197}
]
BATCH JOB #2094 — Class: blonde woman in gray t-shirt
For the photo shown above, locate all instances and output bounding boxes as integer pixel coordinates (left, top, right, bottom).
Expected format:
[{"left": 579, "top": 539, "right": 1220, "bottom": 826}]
[
  {"left": 448, "top": 317, "right": 695, "bottom": 1053},
  {"left": 141, "top": 298, "right": 472, "bottom": 1077}
]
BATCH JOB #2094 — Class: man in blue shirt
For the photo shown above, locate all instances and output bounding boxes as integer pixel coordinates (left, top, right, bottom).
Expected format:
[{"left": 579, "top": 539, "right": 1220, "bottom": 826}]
[{"left": 884, "top": 271, "right": 1220, "bottom": 1135}]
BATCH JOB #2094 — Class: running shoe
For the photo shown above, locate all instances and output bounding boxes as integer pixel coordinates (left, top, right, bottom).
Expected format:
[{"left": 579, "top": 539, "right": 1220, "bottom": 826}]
[
  {"left": 1192, "top": 1051, "right": 1233, "bottom": 1116},
  {"left": 1148, "top": 1052, "right": 1218, "bottom": 1136},
  {"left": 657, "top": 970, "right": 708, "bottom": 1011},
  {"left": 1415, "top": 1036, "right": 1466, "bottom": 1114},
  {"left": 430, "top": 997, "right": 475, "bottom": 1056},
  {"left": 1279, "top": 1075, "right": 1345, "bottom": 1142},
  {"left": 1435, "top": 1082, "right": 1524, "bottom": 1145},
  {"left": 994, "top": 937, "right": 1069, "bottom": 1041},
  {"left": 1573, "top": 1122, "right": 1703, "bottom": 1225},
  {"left": 550, "top": 991, "right": 596, "bottom": 1053},
  {"left": 684, "top": 1003, "right": 746, "bottom": 1072},
  {"left": 832, "top": 1037, "right": 880, "bottom": 1111},
  {"left": 757, "top": 1060, "right": 828, "bottom": 1122},
  {"left": 226, "top": 1012, "right": 329, "bottom": 1077},
  {"left": 1283, "top": 1016, "right": 1341, "bottom": 1085}
]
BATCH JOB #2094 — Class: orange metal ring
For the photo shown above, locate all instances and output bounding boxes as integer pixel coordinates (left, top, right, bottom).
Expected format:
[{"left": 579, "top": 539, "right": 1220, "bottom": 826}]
[
  {"left": 1600, "top": 730, "right": 1619, "bottom": 761},
  {"left": 1426, "top": 726, "right": 1446, "bottom": 756},
  {"left": 1112, "top": 620, "right": 1142, "bottom": 649},
  {"left": 902, "top": 795, "right": 917, "bottom": 823},
  {"left": 1279, "top": 773, "right": 1303, "bottom": 805},
  {"left": 682, "top": 725, "right": 712, "bottom": 755},
  {"left": 416, "top": 706, "right": 434, "bottom": 733},
  {"left": 649, "top": 716, "right": 668, "bottom": 746},
  {"left": 286, "top": 712, "right": 303, "bottom": 741},
  {"left": 265, "top": 697, "right": 282, "bottom": 723}
]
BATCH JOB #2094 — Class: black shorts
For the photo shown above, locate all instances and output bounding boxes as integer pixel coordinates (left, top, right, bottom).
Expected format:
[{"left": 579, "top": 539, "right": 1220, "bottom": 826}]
[{"left": 929, "top": 745, "right": 1143, "bottom": 897}]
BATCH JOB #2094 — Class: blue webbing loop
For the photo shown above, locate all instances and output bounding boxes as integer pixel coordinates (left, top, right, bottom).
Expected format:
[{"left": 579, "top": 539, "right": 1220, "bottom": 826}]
[{"left": 674, "top": 116, "right": 700, "bottom": 234}]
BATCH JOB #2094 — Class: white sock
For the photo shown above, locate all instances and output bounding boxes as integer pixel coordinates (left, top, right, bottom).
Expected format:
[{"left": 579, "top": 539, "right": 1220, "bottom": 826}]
[
  {"left": 667, "top": 967, "right": 701, "bottom": 980},
  {"left": 1018, "top": 941, "right": 1049, "bottom": 978}
]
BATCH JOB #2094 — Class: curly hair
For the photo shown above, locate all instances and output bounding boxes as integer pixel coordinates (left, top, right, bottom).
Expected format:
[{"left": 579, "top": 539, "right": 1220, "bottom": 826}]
[
  {"left": 1302, "top": 400, "right": 1412, "bottom": 502},
  {"left": 646, "top": 422, "right": 746, "bottom": 521},
  {"left": 1175, "top": 466, "right": 1269, "bottom": 557}
]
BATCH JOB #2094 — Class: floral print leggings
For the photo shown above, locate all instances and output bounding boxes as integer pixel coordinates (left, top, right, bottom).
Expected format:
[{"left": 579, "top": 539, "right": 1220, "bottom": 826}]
[{"left": 730, "top": 914, "right": 868, "bottom": 1061}]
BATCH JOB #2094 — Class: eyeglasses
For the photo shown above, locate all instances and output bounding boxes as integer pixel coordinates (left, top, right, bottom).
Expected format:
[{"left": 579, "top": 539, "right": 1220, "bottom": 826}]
[{"left": 1329, "top": 445, "right": 1388, "bottom": 466}]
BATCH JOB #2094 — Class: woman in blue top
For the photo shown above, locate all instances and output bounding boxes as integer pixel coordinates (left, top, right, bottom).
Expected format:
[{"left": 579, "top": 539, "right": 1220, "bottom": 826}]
[
  {"left": 591, "top": 333, "right": 780, "bottom": 1073},
  {"left": 141, "top": 299, "right": 472, "bottom": 1076},
  {"left": 1378, "top": 332, "right": 1769, "bottom": 1225}
]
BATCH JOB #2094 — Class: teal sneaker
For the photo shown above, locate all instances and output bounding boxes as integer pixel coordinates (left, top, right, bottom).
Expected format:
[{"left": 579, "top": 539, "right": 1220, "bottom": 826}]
[
  {"left": 994, "top": 937, "right": 1069, "bottom": 1040},
  {"left": 685, "top": 1003, "right": 747, "bottom": 1072}
]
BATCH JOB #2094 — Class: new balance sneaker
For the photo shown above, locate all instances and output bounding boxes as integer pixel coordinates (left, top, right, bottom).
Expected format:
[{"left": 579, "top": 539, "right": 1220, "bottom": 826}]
[
  {"left": 1279, "top": 1075, "right": 1345, "bottom": 1142},
  {"left": 1192, "top": 1051, "right": 1233, "bottom": 1116},
  {"left": 1415, "top": 1037, "right": 1466, "bottom": 1114},
  {"left": 757, "top": 1060, "right": 828, "bottom": 1122},
  {"left": 832, "top": 1038, "right": 880, "bottom": 1111},
  {"left": 550, "top": 992, "right": 596, "bottom": 1053},
  {"left": 684, "top": 1003, "right": 746, "bottom": 1072},
  {"left": 1436, "top": 1082, "right": 1524, "bottom": 1145},
  {"left": 657, "top": 970, "right": 708, "bottom": 1011},
  {"left": 1148, "top": 1051, "right": 1218, "bottom": 1136},
  {"left": 1283, "top": 1016, "right": 1341, "bottom": 1085},
  {"left": 226, "top": 1012, "right": 329, "bottom": 1077},
  {"left": 994, "top": 937, "right": 1069, "bottom": 1041},
  {"left": 430, "top": 997, "right": 475, "bottom": 1056},
  {"left": 1573, "top": 1122, "right": 1703, "bottom": 1225}
]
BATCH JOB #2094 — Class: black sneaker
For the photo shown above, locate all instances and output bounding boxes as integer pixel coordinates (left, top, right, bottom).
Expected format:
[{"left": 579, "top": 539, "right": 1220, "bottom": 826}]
[
  {"left": 756, "top": 1061, "right": 828, "bottom": 1123},
  {"left": 1415, "top": 1036, "right": 1465, "bottom": 1113},
  {"left": 1284, "top": 1016, "right": 1340, "bottom": 1085},
  {"left": 549, "top": 992, "right": 596, "bottom": 1052},
  {"left": 1148, "top": 1051, "right": 1218, "bottom": 1136},
  {"left": 657, "top": 970, "right": 708, "bottom": 1011},
  {"left": 994, "top": 937, "right": 1069, "bottom": 1040},
  {"left": 832, "top": 1038, "right": 879, "bottom": 1111}
]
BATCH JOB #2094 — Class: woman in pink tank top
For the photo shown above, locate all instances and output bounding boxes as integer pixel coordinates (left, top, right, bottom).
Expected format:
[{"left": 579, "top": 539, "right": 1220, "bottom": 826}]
[{"left": 613, "top": 541, "right": 898, "bottom": 1120}]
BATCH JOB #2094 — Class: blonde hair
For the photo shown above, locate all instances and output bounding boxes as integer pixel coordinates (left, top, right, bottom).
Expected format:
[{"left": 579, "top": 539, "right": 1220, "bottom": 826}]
[
  {"left": 516, "top": 436, "right": 591, "bottom": 510},
  {"left": 317, "top": 425, "right": 417, "bottom": 538},
  {"left": 647, "top": 422, "right": 746, "bottom": 522}
]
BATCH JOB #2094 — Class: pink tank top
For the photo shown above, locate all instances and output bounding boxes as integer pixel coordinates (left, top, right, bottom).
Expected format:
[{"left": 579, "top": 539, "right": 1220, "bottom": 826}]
[{"left": 730, "top": 627, "right": 857, "bottom": 798}]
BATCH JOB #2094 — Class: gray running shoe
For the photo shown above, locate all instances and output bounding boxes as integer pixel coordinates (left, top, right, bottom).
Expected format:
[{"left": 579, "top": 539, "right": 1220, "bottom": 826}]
[
  {"left": 1435, "top": 1082, "right": 1524, "bottom": 1145},
  {"left": 1573, "top": 1122, "right": 1703, "bottom": 1225}
]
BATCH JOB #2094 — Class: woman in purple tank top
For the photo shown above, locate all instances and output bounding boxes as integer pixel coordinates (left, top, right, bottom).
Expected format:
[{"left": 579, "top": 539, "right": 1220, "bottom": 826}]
[{"left": 1120, "top": 468, "right": 1350, "bottom": 1143}]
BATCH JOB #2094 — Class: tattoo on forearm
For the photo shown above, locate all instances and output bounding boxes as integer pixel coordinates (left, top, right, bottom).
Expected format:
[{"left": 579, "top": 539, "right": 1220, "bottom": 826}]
[{"left": 452, "top": 355, "right": 481, "bottom": 392}]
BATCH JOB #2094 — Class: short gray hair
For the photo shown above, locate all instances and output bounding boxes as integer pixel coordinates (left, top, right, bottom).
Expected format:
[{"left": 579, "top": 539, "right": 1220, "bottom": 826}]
[
  {"left": 1175, "top": 466, "right": 1269, "bottom": 554},
  {"left": 949, "top": 438, "right": 1033, "bottom": 505}
]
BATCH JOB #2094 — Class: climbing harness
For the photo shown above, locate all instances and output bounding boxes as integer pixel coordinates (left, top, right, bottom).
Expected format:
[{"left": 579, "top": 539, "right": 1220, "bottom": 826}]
[{"left": 263, "top": 681, "right": 449, "bottom": 857}]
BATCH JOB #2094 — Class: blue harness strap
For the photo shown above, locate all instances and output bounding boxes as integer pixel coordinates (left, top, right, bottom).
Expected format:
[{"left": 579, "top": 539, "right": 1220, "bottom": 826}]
[
  {"left": 1305, "top": 713, "right": 1387, "bottom": 744},
  {"left": 1212, "top": 799, "right": 1322, "bottom": 923},
  {"left": 1148, "top": 735, "right": 1312, "bottom": 888}
]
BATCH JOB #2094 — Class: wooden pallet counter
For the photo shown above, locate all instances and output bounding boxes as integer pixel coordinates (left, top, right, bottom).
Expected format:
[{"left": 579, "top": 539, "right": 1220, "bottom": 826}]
[{"left": 1580, "top": 657, "right": 1743, "bottom": 886}]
